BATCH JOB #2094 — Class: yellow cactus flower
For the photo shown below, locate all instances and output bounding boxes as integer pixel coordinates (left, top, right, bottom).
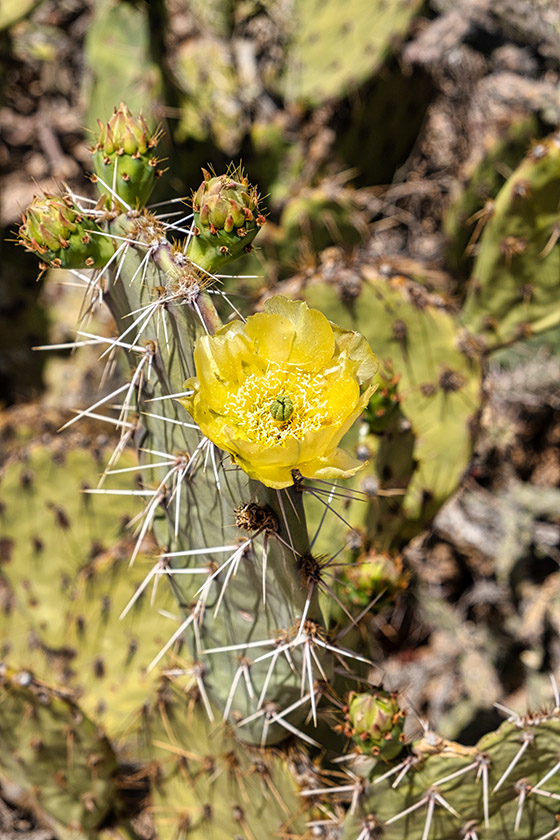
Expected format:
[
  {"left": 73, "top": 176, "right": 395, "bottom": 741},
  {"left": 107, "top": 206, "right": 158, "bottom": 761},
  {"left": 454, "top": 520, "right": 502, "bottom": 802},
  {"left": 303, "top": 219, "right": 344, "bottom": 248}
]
[{"left": 180, "top": 296, "right": 378, "bottom": 489}]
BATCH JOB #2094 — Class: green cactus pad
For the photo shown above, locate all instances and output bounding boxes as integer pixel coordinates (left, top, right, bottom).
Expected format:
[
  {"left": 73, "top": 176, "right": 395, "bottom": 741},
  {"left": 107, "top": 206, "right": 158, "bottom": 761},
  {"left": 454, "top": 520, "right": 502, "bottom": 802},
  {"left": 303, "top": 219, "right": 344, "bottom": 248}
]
[
  {"left": 271, "top": 180, "right": 368, "bottom": 274},
  {"left": 302, "top": 270, "right": 483, "bottom": 548},
  {"left": 83, "top": 1, "right": 164, "bottom": 136},
  {"left": 444, "top": 116, "right": 539, "bottom": 278},
  {"left": 462, "top": 132, "right": 560, "bottom": 349},
  {"left": 89, "top": 214, "right": 325, "bottom": 746},
  {"left": 364, "top": 360, "right": 402, "bottom": 435},
  {"left": 283, "top": 0, "right": 424, "bottom": 106},
  {"left": 0, "top": 440, "right": 175, "bottom": 738},
  {"left": 145, "top": 680, "right": 311, "bottom": 840},
  {"left": 0, "top": 667, "right": 120, "bottom": 838},
  {"left": 172, "top": 37, "right": 247, "bottom": 154},
  {"left": 342, "top": 710, "right": 560, "bottom": 840}
]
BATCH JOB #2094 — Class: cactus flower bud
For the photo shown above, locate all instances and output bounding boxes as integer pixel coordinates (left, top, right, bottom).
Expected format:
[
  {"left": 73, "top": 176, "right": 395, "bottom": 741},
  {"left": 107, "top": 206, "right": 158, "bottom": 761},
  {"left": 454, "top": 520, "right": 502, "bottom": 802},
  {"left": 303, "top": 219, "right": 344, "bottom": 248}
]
[
  {"left": 187, "top": 168, "right": 265, "bottom": 271},
  {"left": 345, "top": 689, "right": 406, "bottom": 760},
  {"left": 92, "top": 102, "right": 163, "bottom": 209},
  {"left": 18, "top": 194, "right": 114, "bottom": 269},
  {"left": 364, "top": 360, "right": 401, "bottom": 434}
]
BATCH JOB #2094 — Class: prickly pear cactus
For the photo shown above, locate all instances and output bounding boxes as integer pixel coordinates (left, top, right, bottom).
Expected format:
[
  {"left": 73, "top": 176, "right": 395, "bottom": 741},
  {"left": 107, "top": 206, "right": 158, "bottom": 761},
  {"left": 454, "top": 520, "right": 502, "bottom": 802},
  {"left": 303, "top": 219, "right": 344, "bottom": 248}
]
[
  {"left": 171, "top": 36, "right": 247, "bottom": 155},
  {"left": 145, "top": 680, "right": 313, "bottom": 840},
  {"left": 0, "top": 438, "right": 176, "bottom": 736},
  {"left": 443, "top": 116, "right": 539, "bottom": 277},
  {"left": 462, "top": 131, "right": 560, "bottom": 349},
  {"left": 11, "top": 101, "right": 560, "bottom": 840},
  {"left": 83, "top": 0, "right": 164, "bottom": 132},
  {"left": 301, "top": 267, "right": 483, "bottom": 548}
]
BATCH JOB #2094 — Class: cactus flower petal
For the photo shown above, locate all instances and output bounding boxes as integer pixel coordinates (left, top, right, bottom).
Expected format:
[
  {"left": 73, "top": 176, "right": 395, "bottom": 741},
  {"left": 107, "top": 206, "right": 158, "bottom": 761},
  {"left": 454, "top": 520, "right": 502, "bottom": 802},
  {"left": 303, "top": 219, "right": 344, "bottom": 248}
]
[{"left": 181, "top": 296, "right": 378, "bottom": 488}]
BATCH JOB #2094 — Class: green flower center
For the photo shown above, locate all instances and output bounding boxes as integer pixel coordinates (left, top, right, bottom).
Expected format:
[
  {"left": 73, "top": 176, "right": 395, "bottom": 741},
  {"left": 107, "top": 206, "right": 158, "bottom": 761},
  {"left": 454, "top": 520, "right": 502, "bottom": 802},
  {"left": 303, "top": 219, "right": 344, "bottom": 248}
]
[
  {"left": 270, "top": 395, "right": 293, "bottom": 422},
  {"left": 227, "top": 368, "right": 328, "bottom": 446}
]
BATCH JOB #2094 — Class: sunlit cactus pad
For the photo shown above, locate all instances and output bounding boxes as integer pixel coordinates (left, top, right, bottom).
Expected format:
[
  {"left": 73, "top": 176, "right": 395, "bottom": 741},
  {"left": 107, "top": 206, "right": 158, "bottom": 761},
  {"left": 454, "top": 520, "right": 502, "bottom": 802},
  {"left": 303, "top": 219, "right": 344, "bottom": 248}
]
[
  {"left": 284, "top": 0, "right": 424, "bottom": 105},
  {"left": 145, "top": 680, "right": 312, "bottom": 840},
  {"left": 0, "top": 441, "right": 175, "bottom": 736},
  {"left": 302, "top": 269, "right": 483, "bottom": 547}
]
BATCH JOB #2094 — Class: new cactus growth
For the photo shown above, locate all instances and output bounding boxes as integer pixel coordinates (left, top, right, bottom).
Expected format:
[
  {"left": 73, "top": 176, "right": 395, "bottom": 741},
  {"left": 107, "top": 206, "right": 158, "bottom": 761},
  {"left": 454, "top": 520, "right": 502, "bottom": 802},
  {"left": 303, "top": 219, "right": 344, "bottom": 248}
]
[
  {"left": 188, "top": 168, "right": 265, "bottom": 271},
  {"left": 342, "top": 688, "right": 406, "bottom": 760},
  {"left": 92, "top": 102, "right": 164, "bottom": 210},
  {"left": 18, "top": 194, "right": 114, "bottom": 269}
]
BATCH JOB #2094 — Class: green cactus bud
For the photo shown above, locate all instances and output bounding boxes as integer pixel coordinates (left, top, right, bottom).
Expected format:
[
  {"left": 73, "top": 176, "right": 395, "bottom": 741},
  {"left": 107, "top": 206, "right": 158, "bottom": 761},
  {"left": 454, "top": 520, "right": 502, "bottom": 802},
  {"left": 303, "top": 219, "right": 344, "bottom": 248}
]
[
  {"left": 344, "top": 689, "right": 406, "bottom": 760},
  {"left": 338, "top": 550, "right": 409, "bottom": 611},
  {"left": 364, "top": 360, "right": 401, "bottom": 434},
  {"left": 18, "top": 194, "right": 114, "bottom": 269},
  {"left": 187, "top": 167, "right": 266, "bottom": 272},
  {"left": 92, "top": 102, "right": 163, "bottom": 209}
]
